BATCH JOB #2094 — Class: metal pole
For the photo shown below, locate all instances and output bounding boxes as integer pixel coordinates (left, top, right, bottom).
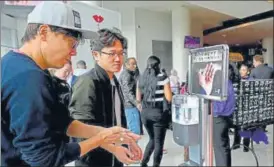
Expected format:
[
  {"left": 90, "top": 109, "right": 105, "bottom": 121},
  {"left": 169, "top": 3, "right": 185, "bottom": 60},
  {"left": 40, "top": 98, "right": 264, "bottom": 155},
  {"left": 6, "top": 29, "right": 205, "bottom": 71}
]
[
  {"left": 204, "top": 100, "right": 214, "bottom": 166},
  {"left": 209, "top": 101, "right": 214, "bottom": 166}
]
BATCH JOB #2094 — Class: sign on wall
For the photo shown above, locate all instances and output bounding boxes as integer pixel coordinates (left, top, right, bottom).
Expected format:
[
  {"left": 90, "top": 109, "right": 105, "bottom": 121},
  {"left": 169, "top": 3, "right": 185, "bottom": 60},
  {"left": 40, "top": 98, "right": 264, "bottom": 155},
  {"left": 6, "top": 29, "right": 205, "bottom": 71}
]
[
  {"left": 184, "top": 36, "right": 201, "bottom": 49},
  {"left": 188, "top": 44, "right": 229, "bottom": 101}
]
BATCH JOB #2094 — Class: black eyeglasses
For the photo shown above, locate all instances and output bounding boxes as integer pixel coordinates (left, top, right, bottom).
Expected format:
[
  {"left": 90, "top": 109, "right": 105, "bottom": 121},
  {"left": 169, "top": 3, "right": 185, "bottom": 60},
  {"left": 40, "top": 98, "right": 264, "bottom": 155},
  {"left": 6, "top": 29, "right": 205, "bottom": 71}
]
[
  {"left": 51, "top": 27, "right": 81, "bottom": 49},
  {"left": 100, "top": 51, "right": 127, "bottom": 57}
]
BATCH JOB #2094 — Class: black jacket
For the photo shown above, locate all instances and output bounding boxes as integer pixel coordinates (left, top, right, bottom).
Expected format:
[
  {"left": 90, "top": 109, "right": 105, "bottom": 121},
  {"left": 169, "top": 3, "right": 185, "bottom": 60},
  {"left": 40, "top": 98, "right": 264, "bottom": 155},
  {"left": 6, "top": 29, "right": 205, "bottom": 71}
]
[
  {"left": 250, "top": 64, "right": 274, "bottom": 79},
  {"left": 69, "top": 64, "right": 126, "bottom": 167},
  {"left": 119, "top": 69, "right": 138, "bottom": 108},
  {"left": 51, "top": 76, "right": 72, "bottom": 108}
]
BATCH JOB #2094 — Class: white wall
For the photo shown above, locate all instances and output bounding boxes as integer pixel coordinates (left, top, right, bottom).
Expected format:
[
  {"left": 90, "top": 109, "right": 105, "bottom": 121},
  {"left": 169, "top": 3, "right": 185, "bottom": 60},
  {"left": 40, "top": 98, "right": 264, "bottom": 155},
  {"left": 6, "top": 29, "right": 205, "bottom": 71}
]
[
  {"left": 1, "top": 13, "right": 22, "bottom": 56},
  {"left": 135, "top": 8, "right": 172, "bottom": 71},
  {"left": 1, "top": 13, "right": 17, "bottom": 29},
  {"left": 1, "top": 13, "right": 28, "bottom": 47},
  {"left": 16, "top": 18, "right": 27, "bottom": 46},
  {"left": 119, "top": 7, "right": 137, "bottom": 59}
]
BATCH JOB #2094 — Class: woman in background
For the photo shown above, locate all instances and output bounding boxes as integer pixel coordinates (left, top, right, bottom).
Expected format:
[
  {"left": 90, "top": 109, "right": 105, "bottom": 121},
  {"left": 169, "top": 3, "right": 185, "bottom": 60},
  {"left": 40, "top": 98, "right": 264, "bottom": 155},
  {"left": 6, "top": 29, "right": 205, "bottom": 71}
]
[
  {"left": 137, "top": 56, "right": 172, "bottom": 167},
  {"left": 239, "top": 63, "right": 250, "bottom": 80},
  {"left": 232, "top": 63, "right": 251, "bottom": 152}
]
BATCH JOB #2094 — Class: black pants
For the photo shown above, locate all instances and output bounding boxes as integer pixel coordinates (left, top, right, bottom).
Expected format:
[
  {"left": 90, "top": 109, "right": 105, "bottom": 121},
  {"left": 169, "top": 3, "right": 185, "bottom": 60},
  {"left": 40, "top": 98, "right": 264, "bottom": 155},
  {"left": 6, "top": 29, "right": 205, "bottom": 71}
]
[
  {"left": 140, "top": 111, "right": 144, "bottom": 135},
  {"left": 141, "top": 107, "right": 168, "bottom": 167},
  {"left": 213, "top": 116, "right": 232, "bottom": 167},
  {"left": 75, "top": 152, "right": 123, "bottom": 167},
  {"left": 233, "top": 127, "right": 250, "bottom": 150}
]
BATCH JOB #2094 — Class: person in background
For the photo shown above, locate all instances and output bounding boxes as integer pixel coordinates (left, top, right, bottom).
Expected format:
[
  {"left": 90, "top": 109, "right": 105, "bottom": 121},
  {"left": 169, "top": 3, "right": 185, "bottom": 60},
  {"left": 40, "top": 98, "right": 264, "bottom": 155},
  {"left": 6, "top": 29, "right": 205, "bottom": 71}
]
[
  {"left": 232, "top": 63, "right": 251, "bottom": 152},
  {"left": 180, "top": 82, "right": 187, "bottom": 95},
  {"left": 211, "top": 64, "right": 236, "bottom": 167},
  {"left": 250, "top": 55, "right": 274, "bottom": 79},
  {"left": 55, "top": 61, "right": 77, "bottom": 87},
  {"left": 119, "top": 57, "right": 141, "bottom": 135},
  {"left": 135, "top": 64, "right": 144, "bottom": 135},
  {"left": 1, "top": 2, "right": 141, "bottom": 166},
  {"left": 170, "top": 69, "right": 180, "bottom": 94},
  {"left": 250, "top": 55, "right": 274, "bottom": 132},
  {"left": 239, "top": 63, "right": 250, "bottom": 80},
  {"left": 77, "top": 60, "right": 87, "bottom": 69},
  {"left": 137, "top": 56, "right": 172, "bottom": 167},
  {"left": 74, "top": 60, "right": 89, "bottom": 76},
  {"left": 69, "top": 28, "right": 142, "bottom": 167},
  {"left": 160, "top": 68, "right": 169, "bottom": 154}
]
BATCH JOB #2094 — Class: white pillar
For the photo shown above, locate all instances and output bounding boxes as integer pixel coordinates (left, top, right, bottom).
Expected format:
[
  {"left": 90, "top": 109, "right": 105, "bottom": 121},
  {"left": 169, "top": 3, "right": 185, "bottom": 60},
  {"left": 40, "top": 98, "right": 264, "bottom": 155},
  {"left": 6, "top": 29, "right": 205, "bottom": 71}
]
[
  {"left": 172, "top": 7, "right": 191, "bottom": 82},
  {"left": 262, "top": 37, "right": 273, "bottom": 66}
]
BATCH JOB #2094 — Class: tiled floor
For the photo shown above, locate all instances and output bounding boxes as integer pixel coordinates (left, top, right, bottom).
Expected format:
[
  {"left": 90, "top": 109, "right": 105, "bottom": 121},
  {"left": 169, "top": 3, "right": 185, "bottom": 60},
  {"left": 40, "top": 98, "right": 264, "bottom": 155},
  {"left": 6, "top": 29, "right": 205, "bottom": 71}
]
[{"left": 67, "top": 125, "right": 273, "bottom": 166}]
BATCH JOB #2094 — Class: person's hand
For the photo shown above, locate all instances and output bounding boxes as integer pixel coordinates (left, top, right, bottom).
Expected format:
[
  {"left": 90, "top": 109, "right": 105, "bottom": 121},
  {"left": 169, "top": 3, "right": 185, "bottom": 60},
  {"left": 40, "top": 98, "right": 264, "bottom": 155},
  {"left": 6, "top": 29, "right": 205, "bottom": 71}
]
[
  {"left": 112, "top": 146, "right": 139, "bottom": 165},
  {"left": 97, "top": 126, "right": 141, "bottom": 145},
  {"left": 128, "top": 140, "right": 143, "bottom": 162},
  {"left": 198, "top": 63, "right": 221, "bottom": 95},
  {"left": 137, "top": 103, "right": 142, "bottom": 112}
]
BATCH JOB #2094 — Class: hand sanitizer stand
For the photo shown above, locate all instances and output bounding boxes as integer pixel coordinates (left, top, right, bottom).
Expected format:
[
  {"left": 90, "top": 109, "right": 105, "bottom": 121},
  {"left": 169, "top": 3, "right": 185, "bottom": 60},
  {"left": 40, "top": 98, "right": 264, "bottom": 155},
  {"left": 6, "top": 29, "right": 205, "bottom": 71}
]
[
  {"left": 172, "top": 44, "right": 230, "bottom": 166},
  {"left": 172, "top": 95, "right": 204, "bottom": 166}
]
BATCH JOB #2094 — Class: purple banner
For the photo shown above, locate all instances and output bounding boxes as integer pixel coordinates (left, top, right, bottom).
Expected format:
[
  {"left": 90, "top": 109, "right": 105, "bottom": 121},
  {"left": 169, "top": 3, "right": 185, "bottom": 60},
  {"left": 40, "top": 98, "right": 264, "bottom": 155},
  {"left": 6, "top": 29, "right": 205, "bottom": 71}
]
[{"left": 184, "top": 36, "right": 200, "bottom": 49}]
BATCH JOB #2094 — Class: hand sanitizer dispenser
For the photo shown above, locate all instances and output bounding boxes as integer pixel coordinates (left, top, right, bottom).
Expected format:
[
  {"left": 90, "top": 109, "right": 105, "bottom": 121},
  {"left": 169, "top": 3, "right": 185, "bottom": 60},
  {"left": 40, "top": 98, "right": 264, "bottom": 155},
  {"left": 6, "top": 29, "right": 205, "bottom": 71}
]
[{"left": 172, "top": 95, "right": 201, "bottom": 146}]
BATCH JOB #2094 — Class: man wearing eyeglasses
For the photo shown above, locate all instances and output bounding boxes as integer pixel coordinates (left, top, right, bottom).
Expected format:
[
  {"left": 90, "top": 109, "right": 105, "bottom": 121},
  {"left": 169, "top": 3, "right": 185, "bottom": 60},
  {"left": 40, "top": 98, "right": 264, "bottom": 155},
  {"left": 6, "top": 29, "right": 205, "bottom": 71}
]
[
  {"left": 1, "top": 2, "right": 142, "bottom": 167},
  {"left": 69, "top": 28, "right": 134, "bottom": 167}
]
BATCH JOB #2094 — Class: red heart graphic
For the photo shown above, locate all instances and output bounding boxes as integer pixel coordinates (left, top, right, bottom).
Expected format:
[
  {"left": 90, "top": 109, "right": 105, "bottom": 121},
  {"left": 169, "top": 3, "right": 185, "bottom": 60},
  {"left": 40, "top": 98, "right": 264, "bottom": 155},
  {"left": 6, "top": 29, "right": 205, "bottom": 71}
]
[{"left": 93, "top": 15, "right": 104, "bottom": 23}]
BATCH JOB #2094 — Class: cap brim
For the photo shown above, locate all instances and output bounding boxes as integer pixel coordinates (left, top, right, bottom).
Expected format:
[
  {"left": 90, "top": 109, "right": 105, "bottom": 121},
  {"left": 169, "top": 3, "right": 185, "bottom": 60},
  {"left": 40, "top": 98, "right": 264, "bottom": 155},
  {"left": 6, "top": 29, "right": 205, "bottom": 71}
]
[
  {"left": 78, "top": 28, "right": 99, "bottom": 39},
  {"left": 27, "top": 22, "right": 98, "bottom": 39},
  {"left": 61, "top": 26, "right": 98, "bottom": 39}
]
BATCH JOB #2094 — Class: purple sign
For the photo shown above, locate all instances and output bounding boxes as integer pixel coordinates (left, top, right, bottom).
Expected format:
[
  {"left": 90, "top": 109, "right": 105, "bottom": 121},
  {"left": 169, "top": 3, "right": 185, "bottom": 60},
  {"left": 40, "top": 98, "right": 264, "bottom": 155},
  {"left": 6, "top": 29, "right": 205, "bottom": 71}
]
[{"left": 184, "top": 36, "right": 201, "bottom": 49}]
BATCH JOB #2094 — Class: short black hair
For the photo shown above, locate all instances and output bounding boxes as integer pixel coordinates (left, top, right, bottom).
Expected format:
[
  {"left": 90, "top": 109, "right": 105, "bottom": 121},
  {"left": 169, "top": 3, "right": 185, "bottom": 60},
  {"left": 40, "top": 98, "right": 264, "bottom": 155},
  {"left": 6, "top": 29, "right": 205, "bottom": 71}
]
[
  {"left": 125, "top": 57, "right": 136, "bottom": 65},
  {"left": 76, "top": 60, "right": 86, "bottom": 66},
  {"left": 21, "top": 23, "right": 83, "bottom": 44},
  {"left": 90, "top": 28, "right": 127, "bottom": 51}
]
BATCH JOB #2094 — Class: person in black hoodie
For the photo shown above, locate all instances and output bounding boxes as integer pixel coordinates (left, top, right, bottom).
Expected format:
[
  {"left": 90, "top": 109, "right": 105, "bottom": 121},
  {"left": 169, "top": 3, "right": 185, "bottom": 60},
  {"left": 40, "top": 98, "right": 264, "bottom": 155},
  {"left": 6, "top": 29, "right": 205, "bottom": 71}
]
[{"left": 69, "top": 28, "right": 142, "bottom": 167}]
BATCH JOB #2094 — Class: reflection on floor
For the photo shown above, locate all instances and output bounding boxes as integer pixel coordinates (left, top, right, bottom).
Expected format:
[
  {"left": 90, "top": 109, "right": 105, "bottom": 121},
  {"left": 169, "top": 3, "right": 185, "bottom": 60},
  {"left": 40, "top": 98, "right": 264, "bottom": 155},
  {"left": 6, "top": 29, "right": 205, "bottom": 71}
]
[{"left": 66, "top": 125, "right": 273, "bottom": 166}]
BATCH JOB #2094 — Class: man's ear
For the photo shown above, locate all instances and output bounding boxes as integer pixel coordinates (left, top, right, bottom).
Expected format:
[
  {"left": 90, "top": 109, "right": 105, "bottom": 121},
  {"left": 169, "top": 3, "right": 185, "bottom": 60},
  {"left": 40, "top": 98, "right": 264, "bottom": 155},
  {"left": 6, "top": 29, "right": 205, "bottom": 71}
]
[
  {"left": 38, "top": 24, "right": 50, "bottom": 41},
  {"left": 92, "top": 51, "right": 100, "bottom": 61}
]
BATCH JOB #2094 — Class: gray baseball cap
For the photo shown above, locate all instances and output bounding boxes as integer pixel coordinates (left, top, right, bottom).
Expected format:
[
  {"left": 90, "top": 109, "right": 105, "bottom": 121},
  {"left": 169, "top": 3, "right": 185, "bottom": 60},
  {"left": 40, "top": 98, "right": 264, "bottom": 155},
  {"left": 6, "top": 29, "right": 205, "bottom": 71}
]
[{"left": 27, "top": 1, "right": 97, "bottom": 39}]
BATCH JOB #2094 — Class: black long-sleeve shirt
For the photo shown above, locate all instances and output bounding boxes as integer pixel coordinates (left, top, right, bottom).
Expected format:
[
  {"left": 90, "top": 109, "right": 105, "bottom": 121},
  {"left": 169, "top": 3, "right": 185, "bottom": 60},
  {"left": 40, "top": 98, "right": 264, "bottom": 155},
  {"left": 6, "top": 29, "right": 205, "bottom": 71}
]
[{"left": 1, "top": 51, "right": 80, "bottom": 166}]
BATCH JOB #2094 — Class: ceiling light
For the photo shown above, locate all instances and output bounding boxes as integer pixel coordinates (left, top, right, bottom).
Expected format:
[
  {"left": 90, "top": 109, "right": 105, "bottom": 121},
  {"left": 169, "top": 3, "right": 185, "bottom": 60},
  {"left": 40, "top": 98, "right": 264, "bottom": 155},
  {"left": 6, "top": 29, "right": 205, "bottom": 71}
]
[
  {"left": 236, "top": 44, "right": 240, "bottom": 46},
  {"left": 222, "top": 34, "right": 226, "bottom": 37}
]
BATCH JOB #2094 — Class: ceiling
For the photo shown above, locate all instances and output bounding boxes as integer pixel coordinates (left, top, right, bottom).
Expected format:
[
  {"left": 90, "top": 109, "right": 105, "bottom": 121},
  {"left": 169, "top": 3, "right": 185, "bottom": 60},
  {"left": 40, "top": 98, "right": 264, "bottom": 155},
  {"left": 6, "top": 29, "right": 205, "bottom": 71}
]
[
  {"left": 204, "top": 17, "right": 273, "bottom": 45},
  {"left": 103, "top": 1, "right": 273, "bottom": 45},
  {"left": 1, "top": 1, "right": 273, "bottom": 46},
  {"left": 103, "top": 1, "right": 235, "bottom": 30},
  {"left": 187, "top": 5, "right": 234, "bottom": 29},
  {"left": 185, "top": 1, "right": 273, "bottom": 18},
  {"left": 1, "top": 5, "right": 33, "bottom": 18}
]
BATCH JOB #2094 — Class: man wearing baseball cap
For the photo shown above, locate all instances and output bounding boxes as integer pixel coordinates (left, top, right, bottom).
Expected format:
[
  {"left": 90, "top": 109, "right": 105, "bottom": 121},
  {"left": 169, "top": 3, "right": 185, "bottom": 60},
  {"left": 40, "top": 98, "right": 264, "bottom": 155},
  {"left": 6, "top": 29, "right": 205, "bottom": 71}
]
[{"left": 1, "top": 1, "right": 142, "bottom": 166}]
